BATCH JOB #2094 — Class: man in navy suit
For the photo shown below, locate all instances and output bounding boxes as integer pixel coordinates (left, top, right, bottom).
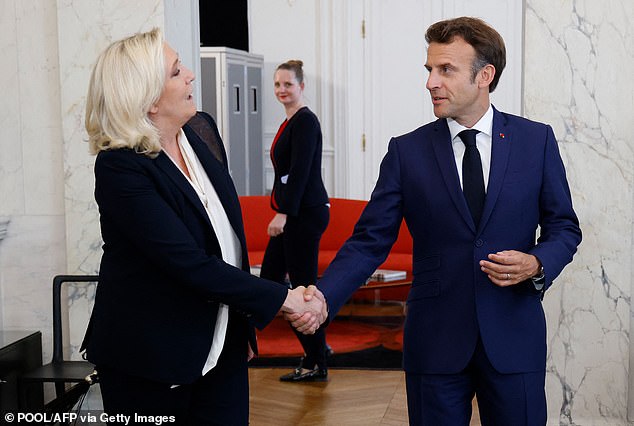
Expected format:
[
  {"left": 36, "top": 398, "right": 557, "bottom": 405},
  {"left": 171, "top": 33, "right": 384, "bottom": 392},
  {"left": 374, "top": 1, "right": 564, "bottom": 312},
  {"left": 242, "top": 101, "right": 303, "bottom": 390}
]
[{"left": 300, "top": 17, "right": 581, "bottom": 425}]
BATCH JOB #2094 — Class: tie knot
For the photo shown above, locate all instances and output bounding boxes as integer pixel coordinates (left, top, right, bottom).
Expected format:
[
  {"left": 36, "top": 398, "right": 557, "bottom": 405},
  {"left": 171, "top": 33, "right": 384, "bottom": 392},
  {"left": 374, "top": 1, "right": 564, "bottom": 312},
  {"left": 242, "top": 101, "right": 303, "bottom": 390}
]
[{"left": 458, "top": 129, "right": 479, "bottom": 147}]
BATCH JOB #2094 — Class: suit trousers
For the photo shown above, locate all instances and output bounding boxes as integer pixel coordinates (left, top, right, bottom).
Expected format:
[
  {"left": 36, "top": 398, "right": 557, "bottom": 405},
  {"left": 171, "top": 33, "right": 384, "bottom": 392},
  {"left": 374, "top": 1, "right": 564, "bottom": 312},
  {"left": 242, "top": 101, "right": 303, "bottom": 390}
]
[
  {"left": 260, "top": 204, "right": 329, "bottom": 368},
  {"left": 405, "top": 336, "right": 547, "bottom": 426},
  {"left": 97, "top": 315, "right": 249, "bottom": 425}
]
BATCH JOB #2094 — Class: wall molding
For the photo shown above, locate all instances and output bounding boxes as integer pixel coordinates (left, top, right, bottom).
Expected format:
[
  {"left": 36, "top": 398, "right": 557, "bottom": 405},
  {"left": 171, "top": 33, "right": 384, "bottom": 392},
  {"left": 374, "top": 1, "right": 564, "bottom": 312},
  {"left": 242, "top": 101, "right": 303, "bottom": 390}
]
[{"left": 313, "top": 0, "right": 523, "bottom": 199}]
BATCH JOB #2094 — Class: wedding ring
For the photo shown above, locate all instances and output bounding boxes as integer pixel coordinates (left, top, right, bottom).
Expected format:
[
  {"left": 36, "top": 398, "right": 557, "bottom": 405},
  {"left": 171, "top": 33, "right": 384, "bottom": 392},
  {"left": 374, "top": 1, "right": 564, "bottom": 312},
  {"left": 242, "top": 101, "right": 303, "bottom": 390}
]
[{"left": 506, "top": 273, "right": 510, "bottom": 280}]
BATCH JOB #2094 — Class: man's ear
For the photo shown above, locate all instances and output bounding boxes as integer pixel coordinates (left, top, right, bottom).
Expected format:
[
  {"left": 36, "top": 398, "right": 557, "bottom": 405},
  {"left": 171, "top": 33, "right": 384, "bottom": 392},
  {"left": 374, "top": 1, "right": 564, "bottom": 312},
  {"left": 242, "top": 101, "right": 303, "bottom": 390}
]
[
  {"left": 478, "top": 64, "right": 496, "bottom": 89},
  {"left": 149, "top": 103, "right": 159, "bottom": 114}
]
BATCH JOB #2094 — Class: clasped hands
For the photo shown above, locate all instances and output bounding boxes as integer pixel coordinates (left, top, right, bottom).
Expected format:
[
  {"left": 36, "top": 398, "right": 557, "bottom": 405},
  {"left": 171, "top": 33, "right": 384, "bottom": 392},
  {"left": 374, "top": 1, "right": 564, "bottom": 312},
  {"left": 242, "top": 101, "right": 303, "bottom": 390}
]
[{"left": 281, "top": 285, "right": 328, "bottom": 335}]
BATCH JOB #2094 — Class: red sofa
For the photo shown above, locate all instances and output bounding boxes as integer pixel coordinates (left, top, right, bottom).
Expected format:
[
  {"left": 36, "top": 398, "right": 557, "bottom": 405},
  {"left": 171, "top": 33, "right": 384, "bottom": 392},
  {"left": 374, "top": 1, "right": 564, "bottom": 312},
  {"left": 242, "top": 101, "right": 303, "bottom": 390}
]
[{"left": 239, "top": 196, "right": 412, "bottom": 301}]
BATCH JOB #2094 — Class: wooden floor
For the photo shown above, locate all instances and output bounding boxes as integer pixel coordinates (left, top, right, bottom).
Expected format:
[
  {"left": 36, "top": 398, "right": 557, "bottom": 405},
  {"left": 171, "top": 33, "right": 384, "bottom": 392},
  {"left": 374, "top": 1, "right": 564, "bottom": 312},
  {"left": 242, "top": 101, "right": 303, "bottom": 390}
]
[{"left": 249, "top": 368, "right": 481, "bottom": 425}]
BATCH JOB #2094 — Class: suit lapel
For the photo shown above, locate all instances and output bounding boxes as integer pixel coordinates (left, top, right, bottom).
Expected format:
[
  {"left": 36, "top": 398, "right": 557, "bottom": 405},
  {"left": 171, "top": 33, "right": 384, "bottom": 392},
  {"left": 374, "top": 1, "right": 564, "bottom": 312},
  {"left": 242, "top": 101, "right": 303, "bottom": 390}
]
[
  {"left": 154, "top": 131, "right": 250, "bottom": 269},
  {"left": 154, "top": 152, "right": 212, "bottom": 230},
  {"left": 431, "top": 120, "right": 477, "bottom": 232},
  {"left": 185, "top": 127, "right": 249, "bottom": 255},
  {"left": 478, "top": 108, "right": 511, "bottom": 232}
]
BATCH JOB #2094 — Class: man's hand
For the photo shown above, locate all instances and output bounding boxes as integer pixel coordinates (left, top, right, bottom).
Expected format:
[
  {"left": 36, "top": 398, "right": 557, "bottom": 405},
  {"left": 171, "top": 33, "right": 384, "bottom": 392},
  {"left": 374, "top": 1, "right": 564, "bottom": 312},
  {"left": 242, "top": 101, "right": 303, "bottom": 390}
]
[
  {"left": 280, "top": 286, "right": 327, "bottom": 334},
  {"left": 284, "top": 285, "right": 328, "bottom": 332},
  {"left": 247, "top": 342, "right": 255, "bottom": 361},
  {"left": 480, "top": 250, "right": 541, "bottom": 287}
]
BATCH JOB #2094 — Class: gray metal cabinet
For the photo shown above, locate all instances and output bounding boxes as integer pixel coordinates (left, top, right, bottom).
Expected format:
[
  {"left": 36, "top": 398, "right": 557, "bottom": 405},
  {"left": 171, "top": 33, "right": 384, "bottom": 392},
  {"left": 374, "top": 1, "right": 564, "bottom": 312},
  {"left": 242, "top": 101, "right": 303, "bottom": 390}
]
[{"left": 200, "top": 47, "right": 264, "bottom": 195}]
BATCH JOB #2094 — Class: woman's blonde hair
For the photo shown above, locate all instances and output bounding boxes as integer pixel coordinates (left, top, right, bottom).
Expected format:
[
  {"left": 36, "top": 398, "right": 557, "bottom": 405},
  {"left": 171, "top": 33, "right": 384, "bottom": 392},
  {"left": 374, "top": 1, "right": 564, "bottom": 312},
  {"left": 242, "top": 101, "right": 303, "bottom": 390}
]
[{"left": 85, "top": 28, "right": 165, "bottom": 157}]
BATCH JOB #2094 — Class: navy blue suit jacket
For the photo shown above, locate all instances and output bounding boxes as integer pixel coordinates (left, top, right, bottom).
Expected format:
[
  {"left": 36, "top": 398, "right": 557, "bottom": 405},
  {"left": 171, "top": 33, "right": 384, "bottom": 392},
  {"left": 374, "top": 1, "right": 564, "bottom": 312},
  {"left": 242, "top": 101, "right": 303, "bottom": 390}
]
[
  {"left": 84, "top": 113, "right": 287, "bottom": 384},
  {"left": 319, "top": 107, "right": 581, "bottom": 375}
]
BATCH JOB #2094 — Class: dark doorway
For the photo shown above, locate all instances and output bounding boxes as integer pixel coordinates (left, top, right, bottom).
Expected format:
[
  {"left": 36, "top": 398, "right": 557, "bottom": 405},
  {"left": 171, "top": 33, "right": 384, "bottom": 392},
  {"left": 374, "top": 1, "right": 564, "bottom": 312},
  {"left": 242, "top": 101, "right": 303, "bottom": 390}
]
[{"left": 199, "top": 1, "right": 249, "bottom": 51}]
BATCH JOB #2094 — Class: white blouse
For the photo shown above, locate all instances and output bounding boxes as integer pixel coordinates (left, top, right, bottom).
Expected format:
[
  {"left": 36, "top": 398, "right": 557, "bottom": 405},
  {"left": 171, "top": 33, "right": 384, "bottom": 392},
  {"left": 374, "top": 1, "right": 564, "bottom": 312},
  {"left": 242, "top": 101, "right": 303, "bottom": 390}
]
[{"left": 168, "top": 129, "right": 242, "bottom": 375}]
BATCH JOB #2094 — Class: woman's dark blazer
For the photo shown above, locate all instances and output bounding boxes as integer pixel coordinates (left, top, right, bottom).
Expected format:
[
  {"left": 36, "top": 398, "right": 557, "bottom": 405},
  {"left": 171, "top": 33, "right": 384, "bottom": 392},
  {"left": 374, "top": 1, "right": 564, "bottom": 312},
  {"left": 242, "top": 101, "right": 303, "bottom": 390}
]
[
  {"left": 83, "top": 112, "right": 287, "bottom": 384},
  {"left": 270, "top": 107, "right": 329, "bottom": 216}
]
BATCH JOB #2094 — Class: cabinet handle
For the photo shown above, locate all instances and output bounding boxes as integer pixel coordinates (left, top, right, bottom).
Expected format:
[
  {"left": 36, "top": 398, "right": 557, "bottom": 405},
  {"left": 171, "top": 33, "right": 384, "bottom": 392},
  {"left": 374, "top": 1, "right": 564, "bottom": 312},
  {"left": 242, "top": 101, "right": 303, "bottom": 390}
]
[
  {"left": 251, "top": 87, "right": 258, "bottom": 113},
  {"left": 233, "top": 85, "right": 240, "bottom": 113}
]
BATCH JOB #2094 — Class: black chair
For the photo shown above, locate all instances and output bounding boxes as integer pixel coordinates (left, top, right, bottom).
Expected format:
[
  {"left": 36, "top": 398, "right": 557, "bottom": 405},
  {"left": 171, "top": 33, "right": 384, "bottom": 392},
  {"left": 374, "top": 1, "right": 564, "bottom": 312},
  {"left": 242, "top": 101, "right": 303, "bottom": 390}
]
[{"left": 20, "top": 275, "right": 99, "bottom": 413}]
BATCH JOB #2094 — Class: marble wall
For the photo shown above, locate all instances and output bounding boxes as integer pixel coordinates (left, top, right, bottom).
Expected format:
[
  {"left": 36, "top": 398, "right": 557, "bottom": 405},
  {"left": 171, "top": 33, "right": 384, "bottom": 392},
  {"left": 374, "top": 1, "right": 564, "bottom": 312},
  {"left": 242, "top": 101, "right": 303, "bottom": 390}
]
[
  {"left": 525, "top": 0, "right": 634, "bottom": 424},
  {"left": 57, "top": 0, "right": 165, "bottom": 276},
  {"left": 0, "top": 0, "right": 67, "bottom": 351},
  {"left": 0, "top": 0, "right": 164, "bottom": 361},
  {"left": 0, "top": 0, "right": 633, "bottom": 423},
  {"left": 0, "top": 0, "right": 163, "bottom": 410}
]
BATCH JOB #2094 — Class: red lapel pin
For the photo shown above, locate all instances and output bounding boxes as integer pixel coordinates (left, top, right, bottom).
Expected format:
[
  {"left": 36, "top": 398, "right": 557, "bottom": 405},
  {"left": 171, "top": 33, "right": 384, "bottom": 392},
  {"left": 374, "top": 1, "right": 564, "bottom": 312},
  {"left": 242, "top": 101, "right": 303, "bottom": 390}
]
[{"left": 499, "top": 133, "right": 505, "bottom": 139}]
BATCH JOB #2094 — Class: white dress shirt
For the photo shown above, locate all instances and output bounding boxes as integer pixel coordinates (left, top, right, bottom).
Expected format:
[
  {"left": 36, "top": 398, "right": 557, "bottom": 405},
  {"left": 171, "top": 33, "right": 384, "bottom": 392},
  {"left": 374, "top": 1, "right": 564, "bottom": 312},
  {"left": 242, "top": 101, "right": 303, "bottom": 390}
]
[{"left": 447, "top": 104, "right": 494, "bottom": 192}]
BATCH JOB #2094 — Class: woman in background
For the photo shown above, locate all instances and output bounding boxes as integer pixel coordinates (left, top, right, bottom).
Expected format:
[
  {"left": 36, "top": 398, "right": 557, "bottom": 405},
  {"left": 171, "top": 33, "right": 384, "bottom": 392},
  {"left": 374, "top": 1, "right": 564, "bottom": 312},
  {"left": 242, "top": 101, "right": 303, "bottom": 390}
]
[
  {"left": 260, "top": 60, "right": 331, "bottom": 382},
  {"left": 82, "top": 30, "right": 324, "bottom": 424}
]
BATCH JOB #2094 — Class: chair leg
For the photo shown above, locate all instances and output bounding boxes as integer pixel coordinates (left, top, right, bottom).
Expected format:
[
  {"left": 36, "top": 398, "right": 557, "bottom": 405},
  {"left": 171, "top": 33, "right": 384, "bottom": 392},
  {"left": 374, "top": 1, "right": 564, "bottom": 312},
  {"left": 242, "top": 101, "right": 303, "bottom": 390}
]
[
  {"left": 54, "top": 381, "right": 67, "bottom": 399},
  {"left": 18, "top": 380, "right": 45, "bottom": 411},
  {"left": 45, "top": 381, "right": 90, "bottom": 414}
]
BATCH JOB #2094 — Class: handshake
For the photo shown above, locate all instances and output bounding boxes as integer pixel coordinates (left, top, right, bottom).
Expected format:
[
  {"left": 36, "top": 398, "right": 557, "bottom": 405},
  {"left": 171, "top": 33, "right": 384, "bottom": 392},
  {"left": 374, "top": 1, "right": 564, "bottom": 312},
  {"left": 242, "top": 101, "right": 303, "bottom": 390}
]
[{"left": 281, "top": 285, "right": 328, "bottom": 335}]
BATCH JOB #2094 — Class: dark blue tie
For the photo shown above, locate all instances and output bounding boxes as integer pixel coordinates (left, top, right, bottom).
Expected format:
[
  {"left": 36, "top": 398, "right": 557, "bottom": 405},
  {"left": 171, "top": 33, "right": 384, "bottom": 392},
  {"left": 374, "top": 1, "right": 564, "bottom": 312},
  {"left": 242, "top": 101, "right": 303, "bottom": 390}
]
[{"left": 459, "top": 129, "right": 484, "bottom": 225}]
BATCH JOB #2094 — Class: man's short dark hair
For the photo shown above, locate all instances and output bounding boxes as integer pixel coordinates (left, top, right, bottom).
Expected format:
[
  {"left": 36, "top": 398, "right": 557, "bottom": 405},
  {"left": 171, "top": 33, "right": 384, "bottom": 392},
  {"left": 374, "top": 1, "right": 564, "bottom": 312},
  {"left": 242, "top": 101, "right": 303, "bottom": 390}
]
[{"left": 425, "top": 17, "right": 506, "bottom": 92}]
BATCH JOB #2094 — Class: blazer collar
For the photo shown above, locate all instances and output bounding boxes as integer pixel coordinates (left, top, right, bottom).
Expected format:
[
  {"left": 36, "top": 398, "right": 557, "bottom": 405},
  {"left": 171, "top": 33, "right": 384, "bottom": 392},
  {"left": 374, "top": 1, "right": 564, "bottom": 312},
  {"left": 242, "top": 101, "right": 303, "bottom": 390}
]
[
  {"left": 431, "top": 120, "right": 476, "bottom": 231},
  {"left": 431, "top": 106, "right": 511, "bottom": 234},
  {"left": 479, "top": 106, "right": 511, "bottom": 232},
  {"left": 185, "top": 125, "right": 249, "bottom": 251},
  {"left": 153, "top": 130, "right": 247, "bottom": 248},
  {"left": 154, "top": 150, "right": 209, "bottom": 223}
]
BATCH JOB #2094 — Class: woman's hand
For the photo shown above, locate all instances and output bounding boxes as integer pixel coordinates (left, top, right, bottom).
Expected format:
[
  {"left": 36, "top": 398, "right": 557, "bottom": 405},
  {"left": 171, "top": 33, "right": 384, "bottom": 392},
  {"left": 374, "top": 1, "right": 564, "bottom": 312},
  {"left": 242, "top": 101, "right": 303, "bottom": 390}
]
[{"left": 267, "top": 213, "right": 287, "bottom": 237}]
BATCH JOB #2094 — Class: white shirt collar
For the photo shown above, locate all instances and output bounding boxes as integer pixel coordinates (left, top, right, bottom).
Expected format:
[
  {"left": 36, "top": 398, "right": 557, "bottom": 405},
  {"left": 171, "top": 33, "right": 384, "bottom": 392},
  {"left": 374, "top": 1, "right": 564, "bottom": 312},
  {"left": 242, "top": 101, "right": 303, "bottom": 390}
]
[{"left": 447, "top": 104, "right": 494, "bottom": 141}]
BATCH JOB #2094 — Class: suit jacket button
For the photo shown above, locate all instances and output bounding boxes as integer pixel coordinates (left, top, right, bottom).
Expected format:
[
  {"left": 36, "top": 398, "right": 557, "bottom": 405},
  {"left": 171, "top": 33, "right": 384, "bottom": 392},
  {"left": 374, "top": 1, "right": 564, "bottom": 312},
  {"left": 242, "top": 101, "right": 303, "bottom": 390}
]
[{"left": 475, "top": 239, "right": 484, "bottom": 247}]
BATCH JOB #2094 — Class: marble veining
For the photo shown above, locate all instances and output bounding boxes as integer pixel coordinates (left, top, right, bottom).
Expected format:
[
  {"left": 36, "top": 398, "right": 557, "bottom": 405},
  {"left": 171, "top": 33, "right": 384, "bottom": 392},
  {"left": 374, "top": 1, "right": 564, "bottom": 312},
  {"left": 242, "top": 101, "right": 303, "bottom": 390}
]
[
  {"left": 0, "top": 217, "right": 9, "bottom": 241},
  {"left": 526, "top": 0, "right": 634, "bottom": 424},
  {"left": 56, "top": 0, "right": 164, "bottom": 274},
  {"left": 66, "top": 281, "right": 97, "bottom": 361}
]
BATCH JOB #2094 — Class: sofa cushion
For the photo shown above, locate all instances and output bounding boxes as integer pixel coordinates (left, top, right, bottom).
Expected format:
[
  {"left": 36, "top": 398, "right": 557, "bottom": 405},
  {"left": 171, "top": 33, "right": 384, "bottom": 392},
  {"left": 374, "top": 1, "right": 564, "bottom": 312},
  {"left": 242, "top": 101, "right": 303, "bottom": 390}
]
[
  {"left": 320, "top": 198, "right": 366, "bottom": 250},
  {"left": 239, "top": 196, "right": 274, "bottom": 253}
]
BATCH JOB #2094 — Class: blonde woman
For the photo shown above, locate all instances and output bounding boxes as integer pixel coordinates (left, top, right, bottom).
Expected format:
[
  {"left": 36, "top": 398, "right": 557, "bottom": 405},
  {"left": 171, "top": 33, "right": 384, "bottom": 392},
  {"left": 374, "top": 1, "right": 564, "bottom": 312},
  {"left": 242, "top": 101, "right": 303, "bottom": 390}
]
[{"left": 82, "top": 29, "right": 325, "bottom": 423}]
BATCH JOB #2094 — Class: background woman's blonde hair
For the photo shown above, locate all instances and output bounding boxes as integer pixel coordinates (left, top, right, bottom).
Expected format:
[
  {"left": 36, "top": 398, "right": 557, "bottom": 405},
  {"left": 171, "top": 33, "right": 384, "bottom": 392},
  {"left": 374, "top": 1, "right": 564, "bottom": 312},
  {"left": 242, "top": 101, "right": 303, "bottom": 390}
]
[{"left": 85, "top": 28, "right": 165, "bottom": 157}]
